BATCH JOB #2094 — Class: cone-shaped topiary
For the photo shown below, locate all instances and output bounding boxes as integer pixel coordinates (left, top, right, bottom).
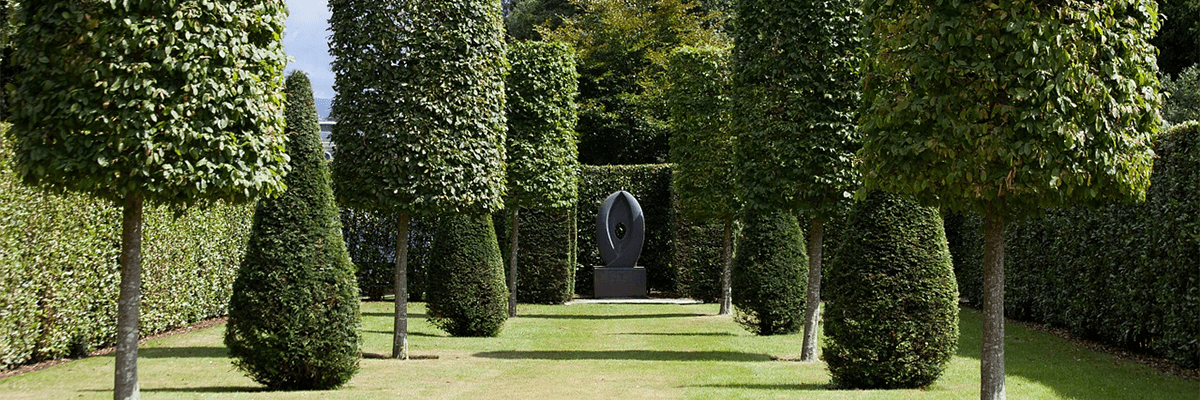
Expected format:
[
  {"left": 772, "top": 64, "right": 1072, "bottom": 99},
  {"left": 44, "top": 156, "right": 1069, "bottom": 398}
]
[
  {"left": 731, "top": 209, "right": 807, "bottom": 335},
  {"left": 823, "top": 191, "right": 958, "bottom": 389},
  {"left": 426, "top": 214, "right": 509, "bottom": 337},
  {"left": 225, "top": 71, "right": 361, "bottom": 390}
]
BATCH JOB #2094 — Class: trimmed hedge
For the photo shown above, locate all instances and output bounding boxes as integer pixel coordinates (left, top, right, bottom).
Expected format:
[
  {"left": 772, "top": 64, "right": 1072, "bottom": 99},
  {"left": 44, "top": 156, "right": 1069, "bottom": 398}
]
[
  {"left": 731, "top": 209, "right": 807, "bottom": 335},
  {"left": 2, "top": 124, "right": 253, "bottom": 369},
  {"left": 340, "top": 209, "right": 433, "bottom": 302},
  {"left": 576, "top": 164, "right": 675, "bottom": 295},
  {"left": 426, "top": 214, "right": 509, "bottom": 337},
  {"left": 672, "top": 215, "right": 726, "bottom": 302},
  {"left": 948, "top": 121, "right": 1199, "bottom": 368},
  {"left": 824, "top": 191, "right": 958, "bottom": 389},
  {"left": 495, "top": 208, "right": 577, "bottom": 304},
  {"left": 225, "top": 72, "right": 360, "bottom": 390}
]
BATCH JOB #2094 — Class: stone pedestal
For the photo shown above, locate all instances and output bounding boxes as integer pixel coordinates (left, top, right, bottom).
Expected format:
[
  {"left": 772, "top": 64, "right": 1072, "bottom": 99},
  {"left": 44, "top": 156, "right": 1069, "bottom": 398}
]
[{"left": 593, "top": 266, "right": 647, "bottom": 298}]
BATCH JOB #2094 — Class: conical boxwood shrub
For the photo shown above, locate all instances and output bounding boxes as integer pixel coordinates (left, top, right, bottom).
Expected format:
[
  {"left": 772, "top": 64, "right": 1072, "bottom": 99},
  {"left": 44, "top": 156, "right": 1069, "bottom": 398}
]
[
  {"left": 823, "top": 191, "right": 958, "bottom": 389},
  {"left": 224, "top": 71, "right": 361, "bottom": 390},
  {"left": 426, "top": 214, "right": 509, "bottom": 337},
  {"left": 731, "top": 209, "right": 808, "bottom": 335}
]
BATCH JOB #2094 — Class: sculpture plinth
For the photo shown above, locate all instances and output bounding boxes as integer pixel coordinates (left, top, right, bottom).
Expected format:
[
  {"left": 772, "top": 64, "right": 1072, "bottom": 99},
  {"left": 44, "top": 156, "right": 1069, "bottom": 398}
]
[{"left": 593, "top": 191, "right": 647, "bottom": 298}]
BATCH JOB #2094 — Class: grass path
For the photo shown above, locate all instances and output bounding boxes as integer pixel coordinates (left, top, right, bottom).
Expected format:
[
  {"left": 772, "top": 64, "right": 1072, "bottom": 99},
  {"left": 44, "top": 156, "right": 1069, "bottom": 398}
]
[{"left": 1, "top": 302, "right": 1195, "bottom": 399}]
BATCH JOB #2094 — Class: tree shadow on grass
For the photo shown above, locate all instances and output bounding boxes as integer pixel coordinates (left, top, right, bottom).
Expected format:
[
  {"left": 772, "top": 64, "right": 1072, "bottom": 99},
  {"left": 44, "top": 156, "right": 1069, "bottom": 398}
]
[
  {"left": 139, "top": 386, "right": 263, "bottom": 393},
  {"left": 518, "top": 313, "right": 708, "bottom": 320},
  {"left": 612, "top": 332, "right": 738, "bottom": 337},
  {"left": 474, "top": 350, "right": 771, "bottom": 362},
  {"left": 361, "top": 330, "right": 442, "bottom": 337},
  {"left": 361, "top": 312, "right": 429, "bottom": 318},
  {"left": 138, "top": 346, "right": 227, "bottom": 359},
  {"left": 685, "top": 383, "right": 828, "bottom": 391}
]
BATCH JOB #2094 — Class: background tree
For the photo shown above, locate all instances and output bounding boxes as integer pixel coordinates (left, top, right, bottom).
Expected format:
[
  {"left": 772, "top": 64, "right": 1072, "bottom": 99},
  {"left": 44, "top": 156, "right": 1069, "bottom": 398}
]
[
  {"left": 1162, "top": 65, "right": 1200, "bottom": 125},
  {"left": 824, "top": 191, "right": 958, "bottom": 389},
  {"left": 666, "top": 45, "right": 735, "bottom": 315},
  {"left": 503, "top": 41, "right": 579, "bottom": 317},
  {"left": 0, "top": 0, "right": 20, "bottom": 120},
  {"left": 731, "top": 0, "right": 862, "bottom": 360},
  {"left": 859, "top": 0, "right": 1162, "bottom": 398},
  {"left": 6, "top": 1, "right": 288, "bottom": 398},
  {"left": 328, "top": 0, "right": 508, "bottom": 358},
  {"left": 540, "top": 0, "right": 727, "bottom": 165},
  {"left": 1151, "top": 0, "right": 1198, "bottom": 77},
  {"left": 505, "top": 0, "right": 580, "bottom": 41},
  {"left": 224, "top": 71, "right": 360, "bottom": 390}
]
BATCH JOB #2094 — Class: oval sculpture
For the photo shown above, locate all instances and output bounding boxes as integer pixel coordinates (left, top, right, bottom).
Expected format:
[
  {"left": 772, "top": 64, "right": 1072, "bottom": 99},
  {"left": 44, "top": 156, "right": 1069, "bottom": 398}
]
[{"left": 596, "top": 191, "right": 645, "bottom": 268}]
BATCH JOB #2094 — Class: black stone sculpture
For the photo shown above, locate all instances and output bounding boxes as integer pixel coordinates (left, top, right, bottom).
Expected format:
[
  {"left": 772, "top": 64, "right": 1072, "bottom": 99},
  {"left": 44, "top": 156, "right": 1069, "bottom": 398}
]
[{"left": 594, "top": 191, "right": 647, "bottom": 298}]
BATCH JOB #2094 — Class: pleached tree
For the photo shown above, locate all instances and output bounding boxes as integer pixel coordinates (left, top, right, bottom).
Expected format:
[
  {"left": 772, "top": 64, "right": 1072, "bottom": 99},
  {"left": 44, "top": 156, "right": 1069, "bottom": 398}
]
[
  {"left": 860, "top": 0, "right": 1162, "bottom": 397},
  {"left": 225, "top": 71, "right": 361, "bottom": 390},
  {"left": 328, "top": 0, "right": 508, "bottom": 357},
  {"left": 502, "top": 40, "right": 579, "bottom": 316},
  {"left": 6, "top": 1, "right": 289, "bottom": 398}
]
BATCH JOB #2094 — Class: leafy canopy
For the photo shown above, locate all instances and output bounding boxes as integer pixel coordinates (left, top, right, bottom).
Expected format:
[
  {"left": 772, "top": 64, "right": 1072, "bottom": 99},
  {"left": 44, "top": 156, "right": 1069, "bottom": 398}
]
[
  {"left": 666, "top": 45, "right": 736, "bottom": 222},
  {"left": 6, "top": 0, "right": 290, "bottom": 205},
  {"left": 505, "top": 41, "right": 579, "bottom": 211},
  {"left": 859, "top": 0, "right": 1162, "bottom": 218}
]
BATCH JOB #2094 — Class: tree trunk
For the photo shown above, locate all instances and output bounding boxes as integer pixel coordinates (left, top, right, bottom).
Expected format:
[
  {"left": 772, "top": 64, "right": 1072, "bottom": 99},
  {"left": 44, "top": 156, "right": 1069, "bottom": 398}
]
[
  {"left": 115, "top": 194, "right": 143, "bottom": 400},
  {"left": 393, "top": 213, "right": 410, "bottom": 360},
  {"left": 981, "top": 212, "right": 1006, "bottom": 400},
  {"left": 719, "top": 218, "right": 733, "bottom": 315},
  {"left": 508, "top": 208, "right": 519, "bottom": 317},
  {"left": 800, "top": 218, "right": 824, "bottom": 362}
]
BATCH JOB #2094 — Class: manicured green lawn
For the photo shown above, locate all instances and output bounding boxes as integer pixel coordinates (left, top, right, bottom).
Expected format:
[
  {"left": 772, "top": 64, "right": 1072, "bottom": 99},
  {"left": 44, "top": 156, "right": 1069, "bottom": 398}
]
[{"left": 1, "top": 302, "right": 1195, "bottom": 399}]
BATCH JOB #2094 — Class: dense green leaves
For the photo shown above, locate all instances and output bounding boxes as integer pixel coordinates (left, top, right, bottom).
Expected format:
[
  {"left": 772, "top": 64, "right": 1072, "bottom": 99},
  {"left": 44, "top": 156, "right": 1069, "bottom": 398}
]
[
  {"left": 731, "top": 210, "right": 807, "bottom": 335},
  {"left": 426, "top": 214, "right": 510, "bottom": 337},
  {"left": 1162, "top": 65, "right": 1200, "bottom": 125},
  {"left": 495, "top": 208, "right": 577, "bottom": 304},
  {"left": 328, "top": 0, "right": 508, "bottom": 216},
  {"left": 732, "top": 0, "right": 862, "bottom": 217},
  {"left": 667, "top": 46, "right": 736, "bottom": 223},
  {"left": 6, "top": 0, "right": 289, "bottom": 205},
  {"left": 225, "top": 72, "right": 361, "bottom": 390},
  {"left": 859, "top": 0, "right": 1162, "bottom": 218},
  {"left": 340, "top": 210, "right": 433, "bottom": 302},
  {"left": 824, "top": 191, "right": 958, "bottom": 389},
  {"left": 505, "top": 41, "right": 580, "bottom": 211}
]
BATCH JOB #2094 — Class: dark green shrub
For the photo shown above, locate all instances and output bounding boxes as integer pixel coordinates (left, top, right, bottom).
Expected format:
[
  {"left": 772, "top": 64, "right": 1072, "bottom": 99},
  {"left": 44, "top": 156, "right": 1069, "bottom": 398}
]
[
  {"left": 1162, "top": 65, "right": 1199, "bottom": 125},
  {"left": 225, "top": 72, "right": 361, "bottom": 390},
  {"left": 426, "top": 214, "right": 509, "bottom": 337},
  {"left": 824, "top": 191, "right": 958, "bottom": 389},
  {"left": 731, "top": 210, "right": 807, "bottom": 335},
  {"left": 495, "top": 208, "right": 576, "bottom": 304},
  {"left": 575, "top": 165, "right": 675, "bottom": 295},
  {"left": 942, "top": 211, "right": 982, "bottom": 306},
  {"left": 672, "top": 215, "right": 726, "bottom": 302},
  {"left": 341, "top": 209, "right": 432, "bottom": 301}
]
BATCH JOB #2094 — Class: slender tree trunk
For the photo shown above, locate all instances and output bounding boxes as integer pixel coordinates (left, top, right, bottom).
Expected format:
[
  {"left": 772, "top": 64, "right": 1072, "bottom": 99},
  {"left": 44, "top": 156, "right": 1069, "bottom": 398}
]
[
  {"left": 508, "top": 208, "right": 519, "bottom": 317},
  {"left": 981, "top": 212, "right": 1006, "bottom": 400},
  {"left": 719, "top": 218, "right": 733, "bottom": 315},
  {"left": 393, "top": 213, "right": 410, "bottom": 360},
  {"left": 115, "top": 194, "right": 143, "bottom": 400},
  {"left": 800, "top": 218, "right": 824, "bottom": 362}
]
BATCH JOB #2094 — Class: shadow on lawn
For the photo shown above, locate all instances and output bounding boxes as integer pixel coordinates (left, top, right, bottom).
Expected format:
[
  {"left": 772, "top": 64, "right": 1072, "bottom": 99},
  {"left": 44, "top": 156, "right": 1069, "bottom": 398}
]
[
  {"left": 361, "top": 330, "right": 442, "bottom": 337},
  {"left": 612, "top": 332, "right": 738, "bottom": 337},
  {"left": 474, "top": 350, "right": 770, "bottom": 362},
  {"left": 686, "top": 383, "right": 828, "bottom": 391},
  {"left": 361, "top": 312, "right": 429, "bottom": 318},
  {"left": 519, "top": 313, "right": 708, "bottom": 320},
  {"left": 138, "top": 346, "right": 227, "bottom": 359},
  {"left": 140, "top": 386, "right": 262, "bottom": 393}
]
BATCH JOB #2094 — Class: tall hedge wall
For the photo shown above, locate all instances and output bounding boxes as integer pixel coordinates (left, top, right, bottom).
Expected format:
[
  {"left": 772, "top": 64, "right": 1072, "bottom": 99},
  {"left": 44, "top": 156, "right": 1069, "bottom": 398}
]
[
  {"left": 340, "top": 209, "right": 433, "bottom": 302},
  {"left": 1, "top": 125, "right": 253, "bottom": 369},
  {"left": 576, "top": 164, "right": 675, "bottom": 295},
  {"left": 948, "top": 121, "right": 1199, "bottom": 368},
  {"left": 495, "top": 208, "right": 577, "bottom": 304}
]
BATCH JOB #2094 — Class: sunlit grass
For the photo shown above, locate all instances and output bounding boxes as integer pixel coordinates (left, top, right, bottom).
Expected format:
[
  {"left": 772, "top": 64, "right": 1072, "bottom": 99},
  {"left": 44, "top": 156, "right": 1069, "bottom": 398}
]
[{"left": 1, "top": 302, "right": 1195, "bottom": 399}]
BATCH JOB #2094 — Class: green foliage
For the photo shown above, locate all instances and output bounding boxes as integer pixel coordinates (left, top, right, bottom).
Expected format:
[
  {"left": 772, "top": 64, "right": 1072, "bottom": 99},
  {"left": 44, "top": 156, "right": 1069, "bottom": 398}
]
[
  {"left": 943, "top": 211, "right": 983, "bottom": 305},
  {"left": 952, "top": 122, "right": 1200, "bottom": 368},
  {"left": 340, "top": 210, "right": 433, "bottom": 301},
  {"left": 1152, "top": 0, "right": 1199, "bottom": 76},
  {"left": 1162, "top": 65, "right": 1200, "bottom": 125},
  {"left": 575, "top": 164, "right": 675, "bottom": 294},
  {"left": 426, "top": 214, "right": 510, "bottom": 337},
  {"left": 328, "top": 0, "right": 508, "bottom": 216},
  {"left": 6, "top": 0, "right": 289, "bottom": 205},
  {"left": 667, "top": 45, "right": 736, "bottom": 223},
  {"left": 224, "top": 72, "right": 360, "bottom": 390},
  {"left": 1, "top": 124, "right": 253, "bottom": 369},
  {"left": 0, "top": 0, "right": 19, "bottom": 119},
  {"left": 824, "top": 191, "right": 959, "bottom": 389},
  {"left": 495, "top": 208, "right": 577, "bottom": 304},
  {"left": 671, "top": 216, "right": 725, "bottom": 302},
  {"left": 506, "top": 0, "right": 579, "bottom": 41},
  {"left": 541, "top": 0, "right": 728, "bottom": 165},
  {"left": 731, "top": 210, "right": 807, "bottom": 335},
  {"left": 859, "top": 0, "right": 1162, "bottom": 218},
  {"left": 731, "top": 0, "right": 862, "bottom": 217},
  {"left": 505, "top": 41, "right": 580, "bottom": 211}
]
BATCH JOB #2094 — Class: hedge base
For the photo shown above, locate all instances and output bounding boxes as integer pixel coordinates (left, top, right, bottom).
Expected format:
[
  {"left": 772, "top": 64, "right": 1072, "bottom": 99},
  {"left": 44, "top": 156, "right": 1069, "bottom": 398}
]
[{"left": 594, "top": 266, "right": 647, "bottom": 298}]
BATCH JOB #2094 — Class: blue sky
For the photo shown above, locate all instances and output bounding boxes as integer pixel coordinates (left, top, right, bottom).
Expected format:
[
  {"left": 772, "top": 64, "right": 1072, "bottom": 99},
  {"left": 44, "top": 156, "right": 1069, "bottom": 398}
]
[{"left": 283, "top": 0, "right": 335, "bottom": 100}]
